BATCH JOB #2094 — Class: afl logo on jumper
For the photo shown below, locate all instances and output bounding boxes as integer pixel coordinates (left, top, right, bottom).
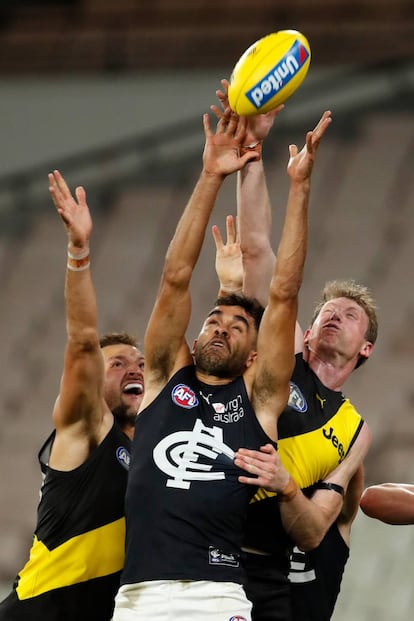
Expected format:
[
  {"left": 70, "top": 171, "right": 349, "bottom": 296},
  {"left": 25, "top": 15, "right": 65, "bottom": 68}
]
[
  {"left": 172, "top": 383, "right": 199, "bottom": 409},
  {"left": 288, "top": 381, "right": 307, "bottom": 412},
  {"left": 116, "top": 446, "right": 130, "bottom": 471}
]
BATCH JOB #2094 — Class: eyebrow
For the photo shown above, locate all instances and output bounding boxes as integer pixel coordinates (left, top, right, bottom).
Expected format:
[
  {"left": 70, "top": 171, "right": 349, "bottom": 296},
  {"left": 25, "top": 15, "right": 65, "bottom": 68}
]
[
  {"left": 325, "top": 303, "right": 361, "bottom": 315},
  {"left": 207, "top": 309, "right": 250, "bottom": 329}
]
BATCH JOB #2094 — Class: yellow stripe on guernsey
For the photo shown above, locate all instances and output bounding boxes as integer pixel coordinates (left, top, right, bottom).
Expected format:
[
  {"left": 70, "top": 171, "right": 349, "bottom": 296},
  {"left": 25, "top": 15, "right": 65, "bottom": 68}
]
[
  {"left": 252, "top": 399, "right": 362, "bottom": 503},
  {"left": 16, "top": 517, "right": 125, "bottom": 599}
]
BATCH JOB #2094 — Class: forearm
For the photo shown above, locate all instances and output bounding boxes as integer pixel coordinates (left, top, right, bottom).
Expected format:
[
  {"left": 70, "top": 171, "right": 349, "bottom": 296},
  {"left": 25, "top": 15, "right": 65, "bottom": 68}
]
[
  {"left": 237, "top": 159, "right": 275, "bottom": 306},
  {"left": 270, "top": 180, "right": 309, "bottom": 300},
  {"left": 164, "top": 169, "right": 223, "bottom": 286},
  {"left": 65, "top": 243, "right": 99, "bottom": 346},
  {"left": 235, "top": 444, "right": 343, "bottom": 550},
  {"left": 279, "top": 481, "right": 343, "bottom": 551},
  {"left": 282, "top": 425, "right": 370, "bottom": 549},
  {"left": 237, "top": 158, "right": 273, "bottom": 255}
]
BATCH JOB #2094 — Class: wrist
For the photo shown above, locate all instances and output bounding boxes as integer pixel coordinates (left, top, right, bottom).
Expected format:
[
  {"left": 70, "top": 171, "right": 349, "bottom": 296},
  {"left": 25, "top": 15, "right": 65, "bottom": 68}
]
[
  {"left": 278, "top": 475, "right": 299, "bottom": 502},
  {"left": 201, "top": 168, "right": 227, "bottom": 182},
  {"left": 67, "top": 244, "right": 90, "bottom": 272}
]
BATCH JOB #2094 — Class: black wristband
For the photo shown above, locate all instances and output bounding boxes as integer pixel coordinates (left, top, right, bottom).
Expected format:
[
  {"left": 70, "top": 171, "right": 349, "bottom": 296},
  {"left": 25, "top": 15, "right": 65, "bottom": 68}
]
[{"left": 316, "top": 480, "right": 345, "bottom": 497}]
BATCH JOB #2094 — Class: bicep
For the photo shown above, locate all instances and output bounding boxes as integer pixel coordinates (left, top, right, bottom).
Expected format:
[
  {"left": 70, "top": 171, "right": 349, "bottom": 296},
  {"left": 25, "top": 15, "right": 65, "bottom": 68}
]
[
  {"left": 53, "top": 343, "right": 104, "bottom": 430},
  {"left": 255, "top": 297, "right": 297, "bottom": 391},
  {"left": 144, "top": 279, "right": 192, "bottom": 377}
]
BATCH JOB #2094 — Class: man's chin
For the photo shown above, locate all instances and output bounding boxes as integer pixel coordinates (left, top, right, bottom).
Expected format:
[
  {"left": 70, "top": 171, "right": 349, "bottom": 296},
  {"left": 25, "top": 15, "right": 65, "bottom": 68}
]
[{"left": 112, "top": 406, "right": 138, "bottom": 427}]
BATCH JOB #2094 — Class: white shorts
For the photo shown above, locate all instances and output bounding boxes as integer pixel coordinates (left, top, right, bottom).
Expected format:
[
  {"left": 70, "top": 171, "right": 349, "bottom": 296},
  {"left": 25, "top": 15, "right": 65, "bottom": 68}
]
[{"left": 113, "top": 579, "right": 252, "bottom": 621}]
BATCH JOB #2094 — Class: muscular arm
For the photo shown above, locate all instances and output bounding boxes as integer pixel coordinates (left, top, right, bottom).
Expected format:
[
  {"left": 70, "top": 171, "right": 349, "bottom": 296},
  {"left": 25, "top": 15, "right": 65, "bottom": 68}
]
[
  {"left": 49, "top": 171, "right": 110, "bottom": 470},
  {"left": 337, "top": 464, "right": 364, "bottom": 545},
  {"left": 235, "top": 420, "right": 370, "bottom": 550},
  {"left": 246, "top": 113, "right": 332, "bottom": 440},
  {"left": 280, "top": 421, "right": 370, "bottom": 549},
  {"left": 360, "top": 483, "right": 414, "bottom": 525},
  {"left": 237, "top": 157, "right": 275, "bottom": 307},
  {"left": 211, "top": 79, "right": 279, "bottom": 307},
  {"left": 141, "top": 113, "right": 258, "bottom": 409}
]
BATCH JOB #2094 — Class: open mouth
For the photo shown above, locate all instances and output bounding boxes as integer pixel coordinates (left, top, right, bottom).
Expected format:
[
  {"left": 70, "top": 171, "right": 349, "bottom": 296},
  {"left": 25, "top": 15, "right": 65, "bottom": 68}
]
[
  {"left": 208, "top": 338, "right": 229, "bottom": 351},
  {"left": 123, "top": 382, "right": 144, "bottom": 396},
  {"left": 323, "top": 323, "right": 339, "bottom": 331}
]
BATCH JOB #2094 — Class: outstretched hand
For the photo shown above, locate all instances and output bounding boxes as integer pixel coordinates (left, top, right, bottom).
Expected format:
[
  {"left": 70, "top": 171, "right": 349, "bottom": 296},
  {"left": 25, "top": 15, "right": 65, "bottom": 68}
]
[
  {"left": 212, "top": 214, "right": 243, "bottom": 294},
  {"left": 202, "top": 110, "right": 260, "bottom": 176},
  {"left": 234, "top": 444, "right": 290, "bottom": 492},
  {"left": 211, "top": 78, "right": 284, "bottom": 145},
  {"left": 49, "top": 169, "right": 92, "bottom": 247},
  {"left": 287, "top": 110, "right": 332, "bottom": 183}
]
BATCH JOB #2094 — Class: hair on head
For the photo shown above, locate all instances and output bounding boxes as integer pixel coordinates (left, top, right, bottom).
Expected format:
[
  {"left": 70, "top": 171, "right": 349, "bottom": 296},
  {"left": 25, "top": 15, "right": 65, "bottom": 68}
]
[
  {"left": 214, "top": 293, "right": 265, "bottom": 332},
  {"left": 99, "top": 331, "right": 140, "bottom": 349},
  {"left": 311, "top": 279, "right": 378, "bottom": 368}
]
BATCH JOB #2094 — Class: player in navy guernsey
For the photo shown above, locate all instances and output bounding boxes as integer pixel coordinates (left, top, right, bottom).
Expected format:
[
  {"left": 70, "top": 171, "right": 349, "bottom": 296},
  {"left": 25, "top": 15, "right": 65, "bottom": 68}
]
[
  {"left": 0, "top": 171, "right": 145, "bottom": 621},
  {"left": 112, "top": 109, "right": 323, "bottom": 621},
  {"left": 212, "top": 83, "right": 377, "bottom": 621}
]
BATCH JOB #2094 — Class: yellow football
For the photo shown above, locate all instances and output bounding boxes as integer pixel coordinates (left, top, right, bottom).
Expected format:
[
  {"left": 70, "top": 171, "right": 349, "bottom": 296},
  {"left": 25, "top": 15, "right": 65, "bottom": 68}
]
[{"left": 228, "top": 30, "right": 311, "bottom": 116}]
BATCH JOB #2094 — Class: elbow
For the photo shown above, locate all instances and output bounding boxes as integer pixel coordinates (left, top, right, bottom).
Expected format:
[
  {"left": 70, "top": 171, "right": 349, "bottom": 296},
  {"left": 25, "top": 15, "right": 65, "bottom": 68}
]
[
  {"left": 68, "top": 327, "right": 100, "bottom": 353},
  {"left": 359, "top": 488, "right": 374, "bottom": 517},
  {"left": 296, "top": 532, "right": 324, "bottom": 552},
  {"left": 359, "top": 487, "right": 386, "bottom": 520},
  {"left": 270, "top": 273, "right": 303, "bottom": 301},
  {"left": 162, "top": 264, "right": 193, "bottom": 290},
  {"left": 240, "top": 235, "right": 273, "bottom": 261},
  {"left": 287, "top": 523, "right": 325, "bottom": 552}
]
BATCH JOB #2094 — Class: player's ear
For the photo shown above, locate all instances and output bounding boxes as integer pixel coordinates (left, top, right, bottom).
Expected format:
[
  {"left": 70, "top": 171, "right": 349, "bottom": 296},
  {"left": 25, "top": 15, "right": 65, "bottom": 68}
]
[
  {"left": 245, "top": 350, "right": 257, "bottom": 368},
  {"left": 360, "top": 340, "right": 373, "bottom": 360},
  {"left": 191, "top": 339, "right": 198, "bottom": 355}
]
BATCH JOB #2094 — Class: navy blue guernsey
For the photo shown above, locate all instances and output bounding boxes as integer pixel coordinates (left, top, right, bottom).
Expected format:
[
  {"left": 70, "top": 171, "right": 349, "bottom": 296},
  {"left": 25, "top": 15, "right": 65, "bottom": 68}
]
[{"left": 121, "top": 365, "right": 274, "bottom": 586}]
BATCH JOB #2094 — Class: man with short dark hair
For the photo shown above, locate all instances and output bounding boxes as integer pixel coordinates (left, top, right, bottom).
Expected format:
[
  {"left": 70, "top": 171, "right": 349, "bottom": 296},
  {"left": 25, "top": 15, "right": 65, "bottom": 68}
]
[{"left": 112, "top": 108, "right": 331, "bottom": 621}]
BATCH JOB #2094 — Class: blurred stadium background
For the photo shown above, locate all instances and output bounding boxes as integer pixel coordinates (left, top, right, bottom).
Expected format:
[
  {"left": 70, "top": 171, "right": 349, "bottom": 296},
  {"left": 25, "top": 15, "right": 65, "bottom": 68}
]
[{"left": 0, "top": 1, "right": 414, "bottom": 619}]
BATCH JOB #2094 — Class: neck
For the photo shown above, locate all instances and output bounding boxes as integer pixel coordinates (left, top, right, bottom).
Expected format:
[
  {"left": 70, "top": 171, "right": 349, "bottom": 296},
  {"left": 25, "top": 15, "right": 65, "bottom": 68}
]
[
  {"left": 195, "top": 369, "right": 234, "bottom": 386},
  {"left": 304, "top": 345, "right": 354, "bottom": 391},
  {"left": 121, "top": 421, "right": 135, "bottom": 440}
]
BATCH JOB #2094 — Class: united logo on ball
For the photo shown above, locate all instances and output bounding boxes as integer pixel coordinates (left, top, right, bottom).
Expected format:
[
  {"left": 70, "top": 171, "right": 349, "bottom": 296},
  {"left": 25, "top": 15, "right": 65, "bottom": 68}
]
[{"left": 228, "top": 30, "right": 311, "bottom": 116}]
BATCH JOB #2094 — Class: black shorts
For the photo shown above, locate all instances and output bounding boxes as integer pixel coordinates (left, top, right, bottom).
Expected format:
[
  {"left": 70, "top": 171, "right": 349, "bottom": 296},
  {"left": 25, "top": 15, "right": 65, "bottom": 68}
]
[{"left": 243, "top": 551, "right": 291, "bottom": 621}]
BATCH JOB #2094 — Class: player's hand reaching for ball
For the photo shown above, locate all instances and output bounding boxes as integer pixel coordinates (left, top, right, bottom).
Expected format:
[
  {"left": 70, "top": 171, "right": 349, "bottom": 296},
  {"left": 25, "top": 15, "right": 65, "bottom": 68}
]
[
  {"left": 202, "top": 110, "right": 260, "bottom": 177},
  {"left": 287, "top": 110, "right": 332, "bottom": 183},
  {"left": 211, "top": 78, "right": 284, "bottom": 147}
]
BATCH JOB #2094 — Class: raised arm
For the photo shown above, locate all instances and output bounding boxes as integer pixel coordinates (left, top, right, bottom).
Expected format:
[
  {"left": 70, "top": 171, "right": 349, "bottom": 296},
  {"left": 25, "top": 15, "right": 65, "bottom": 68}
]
[
  {"left": 49, "top": 170, "right": 110, "bottom": 470},
  {"left": 211, "top": 79, "right": 281, "bottom": 307},
  {"left": 360, "top": 482, "right": 414, "bottom": 525},
  {"left": 141, "top": 112, "right": 259, "bottom": 409},
  {"left": 246, "top": 112, "right": 332, "bottom": 439}
]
